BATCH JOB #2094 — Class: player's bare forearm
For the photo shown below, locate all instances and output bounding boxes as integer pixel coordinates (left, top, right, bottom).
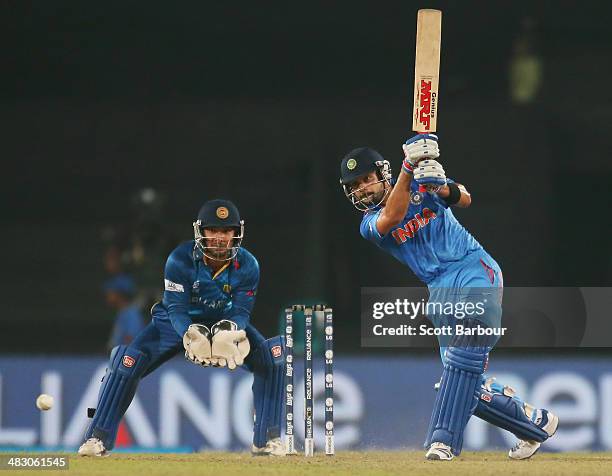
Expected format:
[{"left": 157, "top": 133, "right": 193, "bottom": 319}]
[
  {"left": 436, "top": 183, "right": 471, "bottom": 208},
  {"left": 377, "top": 170, "right": 413, "bottom": 235}
]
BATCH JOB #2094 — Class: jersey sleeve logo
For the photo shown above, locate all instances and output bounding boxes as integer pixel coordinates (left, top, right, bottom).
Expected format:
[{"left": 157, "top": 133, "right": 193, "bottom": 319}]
[{"left": 164, "top": 279, "right": 185, "bottom": 292}]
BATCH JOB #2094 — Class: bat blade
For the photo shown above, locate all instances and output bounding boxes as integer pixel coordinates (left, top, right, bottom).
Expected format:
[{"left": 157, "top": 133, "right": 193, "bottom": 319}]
[{"left": 412, "top": 9, "right": 442, "bottom": 133}]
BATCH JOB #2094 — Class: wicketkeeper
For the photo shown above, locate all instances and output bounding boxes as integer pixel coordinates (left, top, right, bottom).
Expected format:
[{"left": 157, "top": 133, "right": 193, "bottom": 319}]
[
  {"left": 339, "top": 134, "right": 558, "bottom": 461},
  {"left": 78, "top": 199, "right": 286, "bottom": 456}
]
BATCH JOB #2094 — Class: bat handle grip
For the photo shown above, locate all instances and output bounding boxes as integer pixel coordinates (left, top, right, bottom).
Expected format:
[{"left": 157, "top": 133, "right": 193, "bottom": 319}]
[{"left": 412, "top": 131, "right": 433, "bottom": 193}]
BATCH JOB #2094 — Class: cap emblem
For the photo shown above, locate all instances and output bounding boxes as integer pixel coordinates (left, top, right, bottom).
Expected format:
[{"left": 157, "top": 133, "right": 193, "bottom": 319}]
[
  {"left": 216, "top": 206, "right": 229, "bottom": 219},
  {"left": 347, "top": 158, "right": 357, "bottom": 170}
]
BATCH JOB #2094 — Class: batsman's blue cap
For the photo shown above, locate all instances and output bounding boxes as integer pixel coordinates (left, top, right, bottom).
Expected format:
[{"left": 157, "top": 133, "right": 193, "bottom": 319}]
[{"left": 340, "top": 147, "right": 385, "bottom": 184}]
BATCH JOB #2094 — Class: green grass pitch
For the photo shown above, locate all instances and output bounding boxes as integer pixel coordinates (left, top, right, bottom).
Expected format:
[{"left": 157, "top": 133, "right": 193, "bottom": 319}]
[{"left": 14, "top": 451, "right": 612, "bottom": 476}]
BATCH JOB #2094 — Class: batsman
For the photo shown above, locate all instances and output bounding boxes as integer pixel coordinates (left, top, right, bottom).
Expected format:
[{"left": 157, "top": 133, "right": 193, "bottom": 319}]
[
  {"left": 78, "top": 199, "right": 286, "bottom": 456},
  {"left": 339, "top": 137, "right": 559, "bottom": 460}
]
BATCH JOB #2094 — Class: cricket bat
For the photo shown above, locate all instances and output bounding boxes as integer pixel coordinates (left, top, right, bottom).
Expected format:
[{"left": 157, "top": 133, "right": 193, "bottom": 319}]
[{"left": 412, "top": 9, "right": 442, "bottom": 134}]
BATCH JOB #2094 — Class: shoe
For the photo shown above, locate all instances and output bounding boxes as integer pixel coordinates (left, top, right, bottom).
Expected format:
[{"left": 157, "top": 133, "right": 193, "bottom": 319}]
[
  {"left": 251, "top": 437, "right": 286, "bottom": 456},
  {"left": 78, "top": 437, "right": 108, "bottom": 457},
  {"left": 509, "top": 410, "right": 559, "bottom": 460},
  {"left": 509, "top": 439, "right": 541, "bottom": 460},
  {"left": 425, "top": 442, "right": 454, "bottom": 461}
]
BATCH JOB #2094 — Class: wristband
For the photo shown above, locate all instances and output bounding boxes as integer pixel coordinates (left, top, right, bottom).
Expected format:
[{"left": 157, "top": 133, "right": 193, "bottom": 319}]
[
  {"left": 402, "top": 159, "right": 414, "bottom": 175},
  {"left": 443, "top": 182, "right": 461, "bottom": 206}
]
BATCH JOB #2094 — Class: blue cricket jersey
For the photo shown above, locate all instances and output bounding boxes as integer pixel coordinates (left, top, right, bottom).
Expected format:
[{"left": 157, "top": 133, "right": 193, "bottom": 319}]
[
  {"left": 152, "top": 241, "right": 259, "bottom": 336},
  {"left": 360, "top": 180, "right": 483, "bottom": 284}
]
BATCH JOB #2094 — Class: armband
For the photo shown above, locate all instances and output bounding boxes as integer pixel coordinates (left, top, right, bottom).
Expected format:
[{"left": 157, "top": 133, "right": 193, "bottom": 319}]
[{"left": 444, "top": 182, "right": 462, "bottom": 206}]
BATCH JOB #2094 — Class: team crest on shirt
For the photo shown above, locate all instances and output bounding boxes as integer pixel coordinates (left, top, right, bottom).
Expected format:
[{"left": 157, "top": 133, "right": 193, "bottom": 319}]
[
  {"left": 410, "top": 191, "right": 423, "bottom": 205},
  {"left": 271, "top": 345, "right": 282, "bottom": 358}
]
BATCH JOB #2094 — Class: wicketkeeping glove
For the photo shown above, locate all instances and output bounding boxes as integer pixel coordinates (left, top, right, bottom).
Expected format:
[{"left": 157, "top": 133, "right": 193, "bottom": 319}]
[
  {"left": 402, "top": 133, "right": 440, "bottom": 174},
  {"left": 210, "top": 320, "right": 251, "bottom": 370},
  {"left": 182, "top": 324, "right": 213, "bottom": 366}
]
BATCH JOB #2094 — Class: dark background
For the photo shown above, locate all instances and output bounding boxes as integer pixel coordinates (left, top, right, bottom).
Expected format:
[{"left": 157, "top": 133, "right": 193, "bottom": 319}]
[{"left": 1, "top": 1, "right": 611, "bottom": 353}]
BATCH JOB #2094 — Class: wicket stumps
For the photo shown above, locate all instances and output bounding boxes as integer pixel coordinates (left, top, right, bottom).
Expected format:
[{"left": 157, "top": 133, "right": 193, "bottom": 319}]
[
  {"left": 284, "top": 307, "right": 296, "bottom": 455},
  {"left": 284, "top": 304, "right": 334, "bottom": 457},
  {"left": 322, "top": 305, "right": 335, "bottom": 456},
  {"left": 304, "top": 306, "right": 314, "bottom": 456}
]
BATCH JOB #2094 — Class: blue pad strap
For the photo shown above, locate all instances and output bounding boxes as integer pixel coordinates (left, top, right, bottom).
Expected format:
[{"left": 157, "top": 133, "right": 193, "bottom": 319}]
[
  {"left": 425, "top": 333, "right": 488, "bottom": 455},
  {"left": 250, "top": 336, "right": 285, "bottom": 448},
  {"left": 85, "top": 345, "right": 150, "bottom": 450},
  {"left": 474, "top": 379, "right": 548, "bottom": 443}
]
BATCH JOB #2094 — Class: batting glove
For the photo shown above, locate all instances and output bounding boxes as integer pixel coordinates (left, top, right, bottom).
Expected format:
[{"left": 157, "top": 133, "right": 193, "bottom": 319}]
[
  {"left": 413, "top": 159, "right": 447, "bottom": 192},
  {"left": 402, "top": 133, "right": 440, "bottom": 174}
]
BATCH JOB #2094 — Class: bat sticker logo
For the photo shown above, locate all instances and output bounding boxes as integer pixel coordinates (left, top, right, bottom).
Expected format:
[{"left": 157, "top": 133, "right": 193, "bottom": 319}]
[{"left": 418, "top": 80, "right": 432, "bottom": 130}]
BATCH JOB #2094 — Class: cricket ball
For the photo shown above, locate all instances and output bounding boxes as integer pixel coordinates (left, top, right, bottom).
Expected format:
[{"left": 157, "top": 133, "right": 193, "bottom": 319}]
[{"left": 36, "top": 394, "right": 54, "bottom": 411}]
